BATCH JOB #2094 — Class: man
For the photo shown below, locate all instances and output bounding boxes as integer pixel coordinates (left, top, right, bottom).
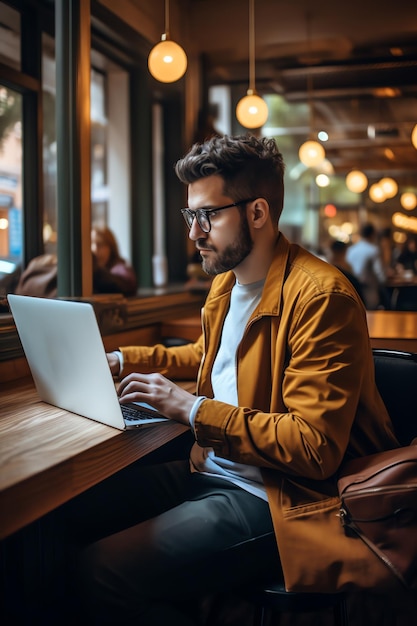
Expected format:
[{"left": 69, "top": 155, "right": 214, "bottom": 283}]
[
  {"left": 77, "top": 135, "right": 398, "bottom": 625},
  {"left": 346, "top": 222, "right": 387, "bottom": 309},
  {"left": 328, "top": 239, "right": 364, "bottom": 302}
]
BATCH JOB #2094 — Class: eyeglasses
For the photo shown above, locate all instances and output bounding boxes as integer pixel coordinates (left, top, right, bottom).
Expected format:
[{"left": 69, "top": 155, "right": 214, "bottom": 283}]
[{"left": 181, "top": 198, "right": 256, "bottom": 233}]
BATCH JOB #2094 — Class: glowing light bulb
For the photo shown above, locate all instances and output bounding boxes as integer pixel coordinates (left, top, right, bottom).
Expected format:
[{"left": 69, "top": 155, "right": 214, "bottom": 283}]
[
  {"left": 148, "top": 38, "right": 187, "bottom": 83},
  {"left": 298, "top": 140, "right": 325, "bottom": 167},
  {"left": 345, "top": 170, "right": 368, "bottom": 193},
  {"left": 400, "top": 192, "right": 417, "bottom": 210},
  {"left": 379, "top": 177, "right": 398, "bottom": 198},
  {"left": 316, "top": 174, "right": 330, "bottom": 187},
  {"left": 369, "top": 183, "right": 386, "bottom": 203},
  {"left": 236, "top": 92, "right": 269, "bottom": 129}
]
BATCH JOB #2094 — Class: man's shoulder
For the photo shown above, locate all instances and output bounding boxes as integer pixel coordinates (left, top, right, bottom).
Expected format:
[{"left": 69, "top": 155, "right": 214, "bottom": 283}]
[{"left": 285, "top": 244, "right": 361, "bottom": 301}]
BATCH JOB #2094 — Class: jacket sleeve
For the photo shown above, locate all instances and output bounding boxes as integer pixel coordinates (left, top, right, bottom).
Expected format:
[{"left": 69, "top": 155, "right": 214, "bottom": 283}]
[
  {"left": 192, "top": 292, "right": 391, "bottom": 481},
  {"left": 120, "top": 336, "right": 204, "bottom": 381}
]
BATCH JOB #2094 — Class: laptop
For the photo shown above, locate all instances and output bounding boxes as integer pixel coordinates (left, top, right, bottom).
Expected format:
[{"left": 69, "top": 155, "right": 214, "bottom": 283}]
[{"left": 7, "top": 294, "right": 170, "bottom": 430}]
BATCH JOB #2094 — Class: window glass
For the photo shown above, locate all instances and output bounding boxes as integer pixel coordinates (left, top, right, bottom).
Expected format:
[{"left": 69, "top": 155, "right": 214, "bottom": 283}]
[
  {"left": 90, "top": 50, "right": 131, "bottom": 266},
  {"left": 41, "top": 44, "right": 116, "bottom": 251},
  {"left": 1, "top": 6, "right": 132, "bottom": 298},
  {"left": 42, "top": 33, "right": 57, "bottom": 254},
  {"left": 91, "top": 68, "right": 108, "bottom": 224},
  {"left": 0, "top": 3, "right": 22, "bottom": 295},
  {"left": 0, "top": 85, "right": 22, "bottom": 294}
]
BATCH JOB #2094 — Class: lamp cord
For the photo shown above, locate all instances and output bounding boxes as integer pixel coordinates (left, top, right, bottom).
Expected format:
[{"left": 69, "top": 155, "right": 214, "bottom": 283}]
[
  {"left": 306, "top": 12, "right": 314, "bottom": 139},
  {"left": 249, "top": 0, "right": 255, "bottom": 91},
  {"left": 165, "top": 0, "right": 170, "bottom": 38}
]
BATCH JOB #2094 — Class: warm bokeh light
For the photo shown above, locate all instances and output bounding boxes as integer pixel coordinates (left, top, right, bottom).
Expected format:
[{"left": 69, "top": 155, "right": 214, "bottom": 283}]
[
  {"left": 400, "top": 192, "right": 417, "bottom": 210},
  {"left": 317, "top": 158, "right": 334, "bottom": 175},
  {"left": 148, "top": 38, "right": 187, "bottom": 83},
  {"left": 298, "top": 140, "right": 325, "bottom": 167},
  {"left": 393, "top": 230, "right": 407, "bottom": 245},
  {"left": 323, "top": 203, "right": 337, "bottom": 217},
  {"left": 327, "top": 222, "right": 353, "bottom": 242},
  {"left": 341, "top": 222, "right": 354, "bottom": 236},
  {"left": 315, "top": 174, "right": 330, "bottom": 187},
  {"left": 369, "top": 183, "right": 386, "bottom": 203},
  {"left": 236, "top": 92, "right": 269, "bottom": 129},
  {"left": 0, "top": 217, "right": 9, "bottom": 230},
  {"left": 345, "top": 170, "right": 368, "bottom": 193},
  {"left": 43, "top": 222, "right": 53, "bottom": 241},
  {"left": 379, "top": 177, "right": 398, "bottom": 198},
  {"left": 392, "top": 212, "right": 417, "bottom": 233},
  {"left": 412, "top": 124, "right": 417, "bottom": 150}
]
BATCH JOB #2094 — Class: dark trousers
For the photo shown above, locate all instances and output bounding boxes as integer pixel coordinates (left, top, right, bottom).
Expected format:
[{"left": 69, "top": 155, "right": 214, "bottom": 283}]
[{"left": 63, "top": 459, "right": 281, "bottom": 625}]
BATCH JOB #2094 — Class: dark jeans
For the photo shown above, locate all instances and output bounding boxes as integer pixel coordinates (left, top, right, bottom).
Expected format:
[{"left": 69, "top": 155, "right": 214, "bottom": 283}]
[{"left": 64, "top": 459, "right": 281, "bottom": 625}]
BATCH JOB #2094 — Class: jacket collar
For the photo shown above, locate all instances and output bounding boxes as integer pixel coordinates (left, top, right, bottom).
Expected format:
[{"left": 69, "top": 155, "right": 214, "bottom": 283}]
[{"left": 207, "top": 232, "right": 292, "bottom": 317}]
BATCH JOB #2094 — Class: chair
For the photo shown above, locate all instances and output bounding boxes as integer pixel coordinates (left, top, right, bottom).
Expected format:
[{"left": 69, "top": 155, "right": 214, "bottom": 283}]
[
  {"left": 244, "top": 348, "right": 417, "bottom": 626},
  {"left": 372, "top": 349, "right": 417, "bottom": 445}
]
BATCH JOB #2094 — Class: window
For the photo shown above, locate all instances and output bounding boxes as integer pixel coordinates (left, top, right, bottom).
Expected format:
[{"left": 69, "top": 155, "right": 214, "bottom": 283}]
[
  {"left": 0, "top": 0, "right": 175, "bottom": 299},
  {"left": 0, "top": 3, "right": 23, "bottom": 293}
]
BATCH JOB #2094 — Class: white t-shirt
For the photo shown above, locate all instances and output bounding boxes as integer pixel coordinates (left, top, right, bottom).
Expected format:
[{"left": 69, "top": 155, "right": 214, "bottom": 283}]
[{"left": 190, "top": 278, "right": 268, "bottom": 501}]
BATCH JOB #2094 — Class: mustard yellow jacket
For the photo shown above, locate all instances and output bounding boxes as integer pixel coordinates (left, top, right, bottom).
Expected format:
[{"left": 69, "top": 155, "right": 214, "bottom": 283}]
[{"left": 121, "top": 233, "right": 399, "bottom": 592}]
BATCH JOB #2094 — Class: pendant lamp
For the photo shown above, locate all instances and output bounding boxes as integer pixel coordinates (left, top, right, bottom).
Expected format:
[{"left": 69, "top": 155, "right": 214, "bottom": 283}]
[
  {"left": 299, "top": 136, "right": 325, "bottom": 168},
  {"left": 400, "top": 192, "right": 417, "bottom": 210},
  {"left": 369, "top": 183, "right": 386, "bottom": 203},
  {"left": 236, "top": 0, "right": 268, "bottom": 129},
  {"left": 148, "top": 0, "right": 187, "bottom": 83},
  {"left": 379, "top": 177, "right": 398, "bottom": 199},
  {"left": 298, "top": 15, "right": 325, "bottom": 168},
  {"left": 345, "top": 170, "right": 368, "bottom": 194}
]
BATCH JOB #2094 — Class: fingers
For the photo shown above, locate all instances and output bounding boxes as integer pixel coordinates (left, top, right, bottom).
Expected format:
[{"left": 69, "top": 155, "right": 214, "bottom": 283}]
[
  {"left": 117, "top": 373, "right": 195, "bottom": 426},
  {"left": 117, "top": 372, "right": 166, "bottom": 400}
]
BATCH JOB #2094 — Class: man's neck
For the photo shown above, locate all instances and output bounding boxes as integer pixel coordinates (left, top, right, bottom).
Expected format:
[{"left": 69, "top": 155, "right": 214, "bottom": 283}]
[{"left": 233, "top": 232, "right": 279, "bottom": 285}]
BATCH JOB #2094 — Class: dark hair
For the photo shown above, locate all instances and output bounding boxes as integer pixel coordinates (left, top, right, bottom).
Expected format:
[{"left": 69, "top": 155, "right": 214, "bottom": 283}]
[
  {"left": 330, "top": 240, "right": 347, "bottom": 253},
  {"left": 175, "top": 134, "right": 285, "bottom": 224},
  {"left": 91, "top": 224, "right": 122, "bottom": 268},
  {"left": 360, "top": 222, "right": 376, "bottom": 239}
]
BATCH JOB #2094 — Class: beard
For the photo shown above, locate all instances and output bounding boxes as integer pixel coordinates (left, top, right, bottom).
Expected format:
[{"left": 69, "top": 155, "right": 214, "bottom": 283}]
[{"left": 198, "top": 214, "right": 254, "bottom": 276}]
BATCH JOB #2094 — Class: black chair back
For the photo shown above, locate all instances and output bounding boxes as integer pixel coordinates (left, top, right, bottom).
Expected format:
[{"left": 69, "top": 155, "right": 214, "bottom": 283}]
[{"left": 372, "top": 349, "right": 417, "bottom": 446}]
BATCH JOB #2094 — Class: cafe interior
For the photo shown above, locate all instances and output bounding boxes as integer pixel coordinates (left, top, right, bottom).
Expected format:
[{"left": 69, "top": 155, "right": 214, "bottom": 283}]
[{"left": 1, "top": 0, "right": 417, "bottom": 624}]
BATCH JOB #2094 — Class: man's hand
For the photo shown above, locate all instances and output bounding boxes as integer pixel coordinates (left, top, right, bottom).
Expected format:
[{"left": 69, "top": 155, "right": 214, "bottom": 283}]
[
  {"left": 117, "top": 372, "right": 196, "bottom": 426},
  {"left": 107, "top": 352, "right": 120, "bottom": 377}
]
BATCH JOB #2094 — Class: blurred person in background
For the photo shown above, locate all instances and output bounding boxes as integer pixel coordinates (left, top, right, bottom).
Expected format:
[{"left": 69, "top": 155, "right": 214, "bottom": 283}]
[
  {"left": 14, "top": 253, "right": 58, "bottom": 298},
  {"left": 91, "top": 224, "right": 137, "bottom": 297},
  {"left": 378, "top": 227, "right": 396, "bottom": 278},
  {"left": 328, "top": 239, "right": 364, "bottom": 303},
  {"left": 14, "top": 225, "right": 137, "bottom": 299},
  {"left": 395, "top": 234, "right": 417, "bottom": 276},
  {"left": 346, "top": 222, "right": 387, "bottom": 309}
]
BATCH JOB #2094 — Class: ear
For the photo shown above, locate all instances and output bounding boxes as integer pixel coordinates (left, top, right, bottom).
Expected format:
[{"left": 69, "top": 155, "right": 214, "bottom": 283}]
[{"left": 249, "top": 198, "right": 270, "bottom": 230}]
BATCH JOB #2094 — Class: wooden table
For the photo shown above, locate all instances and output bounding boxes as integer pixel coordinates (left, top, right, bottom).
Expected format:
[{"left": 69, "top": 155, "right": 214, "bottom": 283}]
[
  {"left": 0, "top": 378, "right": 191, "bottom": 540},
  {"left": 162, "top": 315, "right": 202, "bottom": 343},
  {"left": 366, "top": 310, "right": 417, "bottom": 352},
  {"left": 162, "top": 312, "right": 417, "bottom": 354},
  {"left": 385, "top": 275, "right": 417, "bottom": 310}
]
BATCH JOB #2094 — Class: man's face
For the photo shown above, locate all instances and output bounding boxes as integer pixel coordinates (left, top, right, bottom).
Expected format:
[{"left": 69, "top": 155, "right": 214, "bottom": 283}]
[{"left": 187, "top": 175, "right": 253, "bottom": 276}]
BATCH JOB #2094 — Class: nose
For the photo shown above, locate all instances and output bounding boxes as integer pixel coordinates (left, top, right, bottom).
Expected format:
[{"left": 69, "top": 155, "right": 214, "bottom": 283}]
[{"left": 189, "top": 217, "right": 207, "bottom": 241}]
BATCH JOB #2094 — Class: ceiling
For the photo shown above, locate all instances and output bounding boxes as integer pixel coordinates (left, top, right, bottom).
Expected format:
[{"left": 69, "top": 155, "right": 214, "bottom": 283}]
[{"left": 184, "top": 0, "right": 417, "bottom": 184}]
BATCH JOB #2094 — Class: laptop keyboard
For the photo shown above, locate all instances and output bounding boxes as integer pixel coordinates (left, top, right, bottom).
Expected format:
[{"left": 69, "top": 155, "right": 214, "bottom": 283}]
[{"left": 121, "top": 403, "right": 162, "bottom": 422}]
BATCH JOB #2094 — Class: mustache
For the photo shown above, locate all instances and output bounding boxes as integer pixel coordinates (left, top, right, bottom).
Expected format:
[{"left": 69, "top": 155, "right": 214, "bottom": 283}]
[{"left": 196, "top": 241, "right": 215, "bottom": 252}]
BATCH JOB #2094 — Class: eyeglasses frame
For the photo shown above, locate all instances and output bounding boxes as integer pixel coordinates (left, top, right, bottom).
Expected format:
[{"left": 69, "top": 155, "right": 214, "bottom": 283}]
[{"left": 180, "top": 198, "right": 257, "bottom": 233}]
